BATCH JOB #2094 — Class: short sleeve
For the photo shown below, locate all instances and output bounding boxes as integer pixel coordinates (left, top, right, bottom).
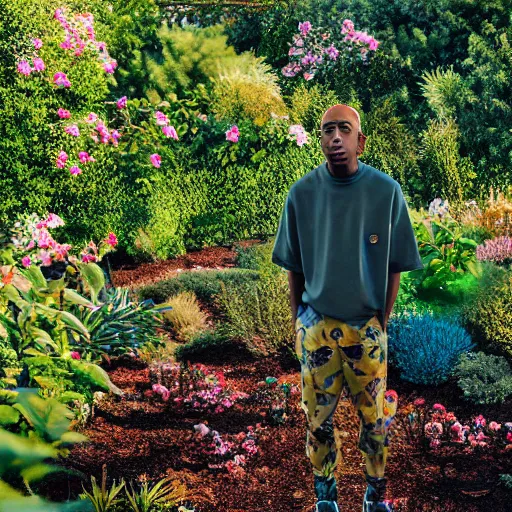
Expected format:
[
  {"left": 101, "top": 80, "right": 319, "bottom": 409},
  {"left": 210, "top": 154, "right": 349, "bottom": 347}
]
[
  {"left": 389, "top": 185, "right": 424, "bottom": 273},
  {"left": 271, "top": 193, "right": 303, "bottom": 273}
]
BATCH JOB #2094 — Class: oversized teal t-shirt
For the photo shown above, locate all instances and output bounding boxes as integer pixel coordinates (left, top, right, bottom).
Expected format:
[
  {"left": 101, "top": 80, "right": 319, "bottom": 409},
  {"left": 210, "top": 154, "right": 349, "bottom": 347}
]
[{"left": 271, "top": 159, "right": 423, "bottom": 326}]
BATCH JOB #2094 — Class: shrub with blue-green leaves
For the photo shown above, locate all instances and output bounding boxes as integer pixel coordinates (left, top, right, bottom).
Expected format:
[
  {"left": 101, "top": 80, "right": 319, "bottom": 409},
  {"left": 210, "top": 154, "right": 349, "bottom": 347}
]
[
  {"left": 387, "top": 313, "right": 475, "bottom": 385},
  {"left": 454, "top": 351, "right": 512, "bottom": 405}
]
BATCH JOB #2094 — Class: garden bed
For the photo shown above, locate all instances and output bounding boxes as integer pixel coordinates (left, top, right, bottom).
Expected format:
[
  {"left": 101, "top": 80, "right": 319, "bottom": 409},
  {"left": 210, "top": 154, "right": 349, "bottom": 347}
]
[{"left": 39, "top": 350, "right": 510, "bottom": 512}]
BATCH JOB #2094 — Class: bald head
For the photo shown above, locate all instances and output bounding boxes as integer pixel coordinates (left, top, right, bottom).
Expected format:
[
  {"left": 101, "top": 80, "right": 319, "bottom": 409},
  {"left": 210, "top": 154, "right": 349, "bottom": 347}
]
[{"left": 321, "top": 104, "right": 362, "bottom": 133}]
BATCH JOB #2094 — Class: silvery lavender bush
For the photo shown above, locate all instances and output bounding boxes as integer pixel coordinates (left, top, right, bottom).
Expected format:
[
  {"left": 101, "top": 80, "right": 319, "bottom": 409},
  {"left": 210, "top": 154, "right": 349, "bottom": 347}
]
[
  {"left": 476, "top": 236, "right": 512, "bottom": 266},
  {"left": 387, "top": 313, "right": 475, "bottom": 385}
]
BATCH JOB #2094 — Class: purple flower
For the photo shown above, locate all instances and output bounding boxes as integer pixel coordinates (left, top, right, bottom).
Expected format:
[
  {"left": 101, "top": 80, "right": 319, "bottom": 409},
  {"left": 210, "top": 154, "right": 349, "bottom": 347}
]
[
  {"left": 298, "top": 21, "right": 312, "bottom": 35},
  {"left": 17, "top": 61, "right": 32, "bottom": 76},
  {"left": 54, "top": 72, "right": 71, "bottom": 88},
  {"left": 32, "top": 38, "right": 43, "bottom": 50},
  {"left": 64, "top": 125, "right": 80, "bottom": 137},
  {"left": 116, "top": 96, "right": 127, "bottom": 109},
  {"left": 33, "top": 58, "right": 45, "bottom": 72}
]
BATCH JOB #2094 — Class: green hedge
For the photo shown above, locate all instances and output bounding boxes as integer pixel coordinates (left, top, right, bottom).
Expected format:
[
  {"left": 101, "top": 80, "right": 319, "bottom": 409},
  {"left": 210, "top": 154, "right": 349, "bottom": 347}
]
[{"left": 136, "top": 268, "right": 260, "bottom": 304}]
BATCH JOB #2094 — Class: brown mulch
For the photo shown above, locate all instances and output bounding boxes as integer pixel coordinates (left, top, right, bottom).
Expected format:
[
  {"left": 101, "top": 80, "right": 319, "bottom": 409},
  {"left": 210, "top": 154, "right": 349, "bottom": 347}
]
[
  {"left": 47, "top": 356, "right": 511, "bottom": 512},
  {"left": 110, "top": 240, "right": 263, "bottom": 289},
  {"left": 38, "top": 243, "right": 511, "bottom": 511}
]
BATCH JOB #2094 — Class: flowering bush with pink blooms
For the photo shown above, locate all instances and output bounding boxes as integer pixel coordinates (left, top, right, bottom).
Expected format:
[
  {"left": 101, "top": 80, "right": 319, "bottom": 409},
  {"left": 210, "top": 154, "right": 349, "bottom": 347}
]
[
  {"left": 4, "top": 212, "right": 117, "bottom": 270},
  {"left": 187, "top": 422, "right": 264, "bottom": 475},
  {"left": 149, "top": 362, "right": 249, "bottom": 413},
  {"left": 476, "top": 236, "right": 512, "bottom": 266},
  {"left": 399, "top": 399, "right": 512, "bottom": 453},
  {"left": 281, "top": 19, "right": 379, "bottom": 81}
]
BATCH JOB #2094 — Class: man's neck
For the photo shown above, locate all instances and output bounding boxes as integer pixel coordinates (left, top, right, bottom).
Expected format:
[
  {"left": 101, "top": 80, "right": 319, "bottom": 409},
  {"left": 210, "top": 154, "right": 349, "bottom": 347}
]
[{"left": 327, "top": 159, "right": 358, "bottom": 179}]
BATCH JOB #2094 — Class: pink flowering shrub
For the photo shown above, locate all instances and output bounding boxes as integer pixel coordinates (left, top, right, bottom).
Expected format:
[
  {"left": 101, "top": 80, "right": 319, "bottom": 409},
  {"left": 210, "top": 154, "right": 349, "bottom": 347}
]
[
  {"left": 282, "top": 18, "right": 379, "bottom": 81},
  {"left": 476, "top": 236, "right": 512, "bottom": 266},
  {"left": 149, "top": 362, "right": 249, "bottom": 413},
  {"left": 6, "top": 212, "right": 117, "bottom": 269},
  {"left": 399, "top": 399, "right": 512, "bottom": 453},
  {"left": 188, "top": 422, "right": 264, "bottom": 475}
]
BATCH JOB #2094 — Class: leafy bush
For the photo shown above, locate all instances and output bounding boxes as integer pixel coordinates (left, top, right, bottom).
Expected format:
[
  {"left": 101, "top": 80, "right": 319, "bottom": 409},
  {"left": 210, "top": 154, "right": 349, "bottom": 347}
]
[
  {"left": 174, "top": 328, "right": 233, "bottom": 362},
  {"left": 461, "top": 263, "right": 512, "bottom": 360},
  {"left": 419, "top": 118, "right": 476, "bottom": 213},
  {"left": 211, "top": 53, "right": 288, "bottom": 127},
  {"left": 0, "top": 393, "right": 90, "bottom": 511},
  {"left": 137, "top": 269, "right": 260, "bottom": 305},
  {"left": 387, "top": 313, "right": 475, "bottom": 385},
  {"left": 163, "top": 291, "right": 207, "bottom": 342},
  {"left": 454, "top": 351, "right": 512, "bottom": 405},
  {"left": 287, "top": 83, "right": 339, "bottom": 134},
  {"left": 216, "top": 240, "right": 292, "bottom": 354}
]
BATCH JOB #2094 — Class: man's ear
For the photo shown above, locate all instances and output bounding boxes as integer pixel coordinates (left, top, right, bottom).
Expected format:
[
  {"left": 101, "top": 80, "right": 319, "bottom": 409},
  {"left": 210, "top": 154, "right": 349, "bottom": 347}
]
[{"left": 357, "top": 132, "right": 367, "bottom": 156}]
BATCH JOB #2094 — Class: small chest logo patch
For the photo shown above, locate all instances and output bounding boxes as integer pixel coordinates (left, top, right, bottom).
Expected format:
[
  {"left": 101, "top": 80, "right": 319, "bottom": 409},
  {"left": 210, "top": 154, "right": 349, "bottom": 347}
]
[{"left": 369, "top": 234, "right": 379, "bottom": 244}]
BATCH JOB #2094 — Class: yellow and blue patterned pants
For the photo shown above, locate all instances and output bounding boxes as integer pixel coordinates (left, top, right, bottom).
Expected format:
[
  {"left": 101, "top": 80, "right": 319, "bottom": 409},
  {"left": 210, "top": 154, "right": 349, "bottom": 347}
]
[{"left": 295, "top": 303, "right": 398, "bottom": 479}]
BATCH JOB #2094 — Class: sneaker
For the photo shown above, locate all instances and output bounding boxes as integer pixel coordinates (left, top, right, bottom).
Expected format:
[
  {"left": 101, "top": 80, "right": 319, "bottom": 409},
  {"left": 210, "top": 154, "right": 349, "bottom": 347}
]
[
  {"left": 362, "top": 474, "right": 394, "bottom": 512},
  {"left": 316, "top": 501, "right": 340, "bottom": 512},
  {"left": 314, "top": 475, "right": 338, "bottom": 502}
]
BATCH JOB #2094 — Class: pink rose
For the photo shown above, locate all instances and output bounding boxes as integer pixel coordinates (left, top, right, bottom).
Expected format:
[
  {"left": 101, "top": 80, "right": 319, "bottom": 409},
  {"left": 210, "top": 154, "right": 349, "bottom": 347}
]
[
  {"left": 32, "top": 38, "right": 43, "bottom": 50},
  {"left": 413, "top": 398, "right": 425, "bottom": 407},
  {"left": 226, "top": 125, "right": 239, "bottom": 143},
  {"left": 162, "top": 125, "right": 179, "bottom": 139},
  {"left": 56, "top": 150, "right": 68, "bottom": 168},
  {"left": 32, "top": 58, "right": 45, "bottom": 72},
  {"left": 21, "top": 256, "right": 32, "bottom": 268},
  {"left": 489, "top": 421, "right": 501, "bottom": 431},
  {"left": 58, "top": 108, "right": 71, "bottom": 119},
  {"left": 105, "top": 232, "right": 118, "bottom": 247},
  {"left": 116, "top": 96, "right": 127, "bottom": 109},
  {"left": 54, "top": 72, "right": 71, "bottom": 88},
  {"left": 17, "top": 61, "right": 32, "bottom": 76},
  {"left": 69, "top": 165, "right": 82, "bottom": 175},
  {"left": 65, "top": 125, "right": 80, "bottom": 137},
  {"left": 86, "top": 113, "right": 98, "bottom": 124},
  {"left": 150, "top": 154, "right": 161, "bottom": 168},
  {"left": 432, "top": 403, "right": 446, "bottom": 413}
]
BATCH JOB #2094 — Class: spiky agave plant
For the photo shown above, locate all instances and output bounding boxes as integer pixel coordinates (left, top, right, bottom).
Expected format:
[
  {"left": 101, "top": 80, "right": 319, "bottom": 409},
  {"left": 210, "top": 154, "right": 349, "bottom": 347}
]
[{"left": 68, "top": 287, "right": 172, "bottom": 359}]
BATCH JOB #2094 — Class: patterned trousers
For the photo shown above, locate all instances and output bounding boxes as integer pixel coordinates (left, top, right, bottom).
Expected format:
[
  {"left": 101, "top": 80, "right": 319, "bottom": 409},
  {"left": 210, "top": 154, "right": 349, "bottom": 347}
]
[{"left": 294, "top": 303, "right": 398, "bottom": 479}]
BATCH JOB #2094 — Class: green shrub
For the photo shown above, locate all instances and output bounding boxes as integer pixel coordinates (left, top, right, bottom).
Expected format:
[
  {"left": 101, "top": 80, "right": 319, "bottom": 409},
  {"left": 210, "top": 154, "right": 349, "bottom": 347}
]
[
  {"left": 216, "top": 240, "right": 292, "bottom": 354},
  {"left": 287, "top": 83, "right": 339, "bottom": 134},
  {"left": 461, "top": 263, "right": 512, "bottom": 360},
  {"left": 162, "top": 291, "right": 208, "bottom": 342},
  {"left": 454, "top": 351, "right": 512, "bottom": 405},
  {"left": 419, "top": 118, "right": 476, "bottom": 214},
  {"left": 211, "top": 53, "right": 288, "bottom": 127},
  {"left": 459, "top": 223, "right": 494, "bottom": 245},
  {"left": 137, "top": 269, "right": 260, "bottom": 304},
  {"left": 174, "top": 328, "right": 233, "bottom": 362}
]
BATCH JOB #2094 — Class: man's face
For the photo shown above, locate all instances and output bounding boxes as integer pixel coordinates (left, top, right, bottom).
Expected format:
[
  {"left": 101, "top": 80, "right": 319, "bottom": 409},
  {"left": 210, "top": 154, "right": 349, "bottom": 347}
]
[{"left": 320, "top": 106, "right": 363, "bottom": 167}]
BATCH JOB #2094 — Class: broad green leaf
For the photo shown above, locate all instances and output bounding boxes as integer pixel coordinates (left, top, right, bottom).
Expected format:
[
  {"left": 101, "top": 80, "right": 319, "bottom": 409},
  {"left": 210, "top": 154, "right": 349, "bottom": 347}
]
[
  {"left": 12, "top": 391, "right": 74, "bottom": 442},
  {"left": 63, "top": 289, "right": 94, "bottom": 308},
  {"left": 69, "top": 360, "right": 123, "bottom": 396},
  {"left": 35, "top": 305, "right": 90, "bottom": 339},
  {"left": 77, "top": 263, "right": 105, "bottom": 304},
  {"left": 0, "top": 429, "right": 57, "bottom": 473},
  {"left": 59, "top": 431, "right": 88, "bottom": 445},
  {"left": 22, "top": 266, "right": 47, "bottom": 289},
  {"left": 29, "top": 327, "right": 58, "bottom": 351},
  {"left": 1, "top": 284, "right": 24, "bottom": 307},
  {"left": 20, "top": 462, "right": 66, "bottom": 484},
  {"left": 0, "top": 405, "right": 20, "bottom": 425},
  {"left": 458, "top": 237, "right": 478, "bottom": 248}
]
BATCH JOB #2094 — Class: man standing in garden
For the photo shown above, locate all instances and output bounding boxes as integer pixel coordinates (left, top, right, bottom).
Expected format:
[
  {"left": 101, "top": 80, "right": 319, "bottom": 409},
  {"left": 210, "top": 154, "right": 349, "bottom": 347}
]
[{"left": 271, "top": 104, "right": 423, "bottom": 512}]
